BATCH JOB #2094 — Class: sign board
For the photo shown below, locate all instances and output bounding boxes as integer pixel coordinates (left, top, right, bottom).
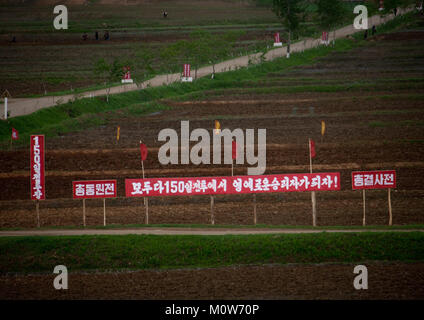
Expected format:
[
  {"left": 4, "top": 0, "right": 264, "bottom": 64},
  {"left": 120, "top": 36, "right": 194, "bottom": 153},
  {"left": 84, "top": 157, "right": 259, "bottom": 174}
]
[
  {"left": 182, "top": 64, "right": 192, "bottom": 82},
  {"left": 73, "top": 180, "right": 117, "bottom": 199},
  {"left": 30, "top": 135, "right": 45, "bottom": 200},
  {"left": 126, "top": 172, "right": 340, "bottom": 197},
  {"left": 352, "top": 170, "right": 396, "bottom": 190},
  {"left": 121, "top": 66, "right": 133, "bottom": 84},
  {"left": 273, "top": 32, "right": 282, "bottom": 47},
  {"left": 321, "top": 31, "right": 329, "bottom": 45}
]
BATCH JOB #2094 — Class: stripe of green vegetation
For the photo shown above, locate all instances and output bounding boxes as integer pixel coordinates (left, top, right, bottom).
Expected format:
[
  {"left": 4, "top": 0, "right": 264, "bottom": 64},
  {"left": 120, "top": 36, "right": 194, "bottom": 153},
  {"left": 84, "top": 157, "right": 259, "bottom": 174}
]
[{"left": 0, "top": 232, "right": 423, "bottom": 273}]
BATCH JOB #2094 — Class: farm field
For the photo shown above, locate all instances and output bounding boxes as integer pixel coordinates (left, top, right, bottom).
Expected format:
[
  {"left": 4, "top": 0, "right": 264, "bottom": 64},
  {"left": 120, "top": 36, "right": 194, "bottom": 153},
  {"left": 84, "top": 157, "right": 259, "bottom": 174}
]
[
  {"left": 1, "top": 1, "right": 424, "bottom": 302},
  {"left": 1, "top": 16, "right": 424, "bottom": 229},
  {"left": 1, "top": 232, "right": 424, "bottom": 299},
  {"left": 0, "top": 0, "right": 283, "bottom": 96}
]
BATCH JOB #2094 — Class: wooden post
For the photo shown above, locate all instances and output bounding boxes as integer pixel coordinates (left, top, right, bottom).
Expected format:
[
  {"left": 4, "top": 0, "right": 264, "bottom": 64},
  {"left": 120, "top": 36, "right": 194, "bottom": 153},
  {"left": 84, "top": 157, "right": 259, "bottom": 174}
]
[
  {"left": 4, "top": 97, "right": 7, "bottom": 120},
  {"left": 388, "top": 188, "right": 392, "bottom": 226},
  {"left": 309, "top": 138, "right": 317, "bottom": 227},
  {"left": 145, "top": 197, "right": 149, "bottom": 225},
  {"left": 210, "top": 195, "right": 215, "bottom": 225},
  {"left": 141, "top": 158, "right": 149, "bottom": 225},
  {"left": 36, "top": 200, "right": 40, "bottom": 228},
  {"left": 362, "top": 189, "right": 366, "bottom": 226},
  {"left": 253, "top": 194, "right": 257, "bottom": 225},
  {"left": 83, "top": 199, "right": 86, "bottom": 227},
  {"left": 103, "top": 198, "right": 106, "bottom": 226}
]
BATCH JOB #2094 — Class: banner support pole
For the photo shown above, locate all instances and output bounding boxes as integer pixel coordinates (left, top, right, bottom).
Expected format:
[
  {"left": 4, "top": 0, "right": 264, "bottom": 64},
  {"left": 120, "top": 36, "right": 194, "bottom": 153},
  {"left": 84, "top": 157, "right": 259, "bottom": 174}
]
[
  {"left": 362, "top": 189, "right": 366, "bottom": 226},
  {"left": 253, "top": 194, "right": 257, "bottom": 225},
  {"left": 103, "top": 198, "right": 106, "bottom": 226},
  {"left": 210, "top": 195, "right": 215, "bottom": 225},
  {"left": 36, "top": 200, "right": 40, "bottom": 228},
  {"left": 309, "top": 138, "right": 316, "bottom": 227},
  {"left": 83, "top": 199, "right": 86, "bottom": 227},
  {"left": 388, "top": 188, "right": 392, "bottom": 226}
]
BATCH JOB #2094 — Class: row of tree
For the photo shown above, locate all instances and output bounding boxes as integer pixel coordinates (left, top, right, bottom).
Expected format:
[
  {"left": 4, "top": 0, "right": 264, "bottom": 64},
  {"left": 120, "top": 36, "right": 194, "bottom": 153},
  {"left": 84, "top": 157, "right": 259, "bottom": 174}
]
[
  {"left": 273, "top": 0, "right": 416, "bottom": 57},
  {"left": 94, "top": 0, "right": 416, "bottom": 101},
  {"left": 93, "top": 29, "right": 249, "bottom": 100}
]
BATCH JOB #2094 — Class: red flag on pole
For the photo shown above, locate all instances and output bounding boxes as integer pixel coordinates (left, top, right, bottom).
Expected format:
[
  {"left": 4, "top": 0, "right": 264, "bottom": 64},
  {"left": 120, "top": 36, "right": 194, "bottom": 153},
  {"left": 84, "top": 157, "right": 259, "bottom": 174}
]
[
  {"left": 11, "top": 128, "right": 19, "bottom": 140},
  {"left": 309, "top": 139, "right": 316, "bottom": 158},
  {"left": 232, "top": 140, "right": 237, "bottom": 160},
  {"left": 140, "top": 143, "right": 148, "bottom": 161}
]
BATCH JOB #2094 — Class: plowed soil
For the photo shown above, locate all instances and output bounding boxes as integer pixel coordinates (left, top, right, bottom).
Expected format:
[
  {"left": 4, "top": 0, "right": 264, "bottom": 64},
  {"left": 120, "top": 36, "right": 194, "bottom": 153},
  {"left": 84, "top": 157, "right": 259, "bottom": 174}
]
[
  {"left": 1, "top": 262, "right": 423, "bottom": 299},
  {"left": 1, "top": 31, "right": 424, "bottom": 228}
]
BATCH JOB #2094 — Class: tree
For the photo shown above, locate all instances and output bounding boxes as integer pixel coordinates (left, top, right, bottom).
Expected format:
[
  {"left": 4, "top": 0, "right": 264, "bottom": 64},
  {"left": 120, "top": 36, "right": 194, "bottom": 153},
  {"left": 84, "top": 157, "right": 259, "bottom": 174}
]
[
  {"left": 316, "top": 0, "right": 347, "bottom": 46},
  {"left": 134, "top": 45, "right": 155, "bottom": 88},
  {"left": 272, "top": 0, "right": 305, "bottom": 58},
  {"left": 202, "top": 30, "right": 243, "bottom": 77},
  {"left": 93, "top": 58, "right": 124, "bottom": 102},
  {"left": 384, "top": 0, "right": 415, "bottom": 14}
]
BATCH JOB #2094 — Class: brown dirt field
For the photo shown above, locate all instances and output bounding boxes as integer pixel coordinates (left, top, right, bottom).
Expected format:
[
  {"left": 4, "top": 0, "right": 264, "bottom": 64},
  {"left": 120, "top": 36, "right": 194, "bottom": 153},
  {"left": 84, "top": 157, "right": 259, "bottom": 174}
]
[
  {"left": 1, "top": 31, "right": 424, "bottom": 228},
  {"left": 1, "top": 262, "right": 423, "bottom": 299}
]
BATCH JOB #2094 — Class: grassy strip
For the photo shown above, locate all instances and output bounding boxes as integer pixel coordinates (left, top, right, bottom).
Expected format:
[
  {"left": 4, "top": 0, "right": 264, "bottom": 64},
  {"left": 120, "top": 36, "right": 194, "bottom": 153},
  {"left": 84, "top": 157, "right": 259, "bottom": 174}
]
[
  {"left": 0, "top": 232, "right": 423, "bottom": 273},
  {"left": 0, "top": 12, "right": 416, "bottom": 147},
  {"left": 1, "top": 223, "right": 423, "bottom": 232}
]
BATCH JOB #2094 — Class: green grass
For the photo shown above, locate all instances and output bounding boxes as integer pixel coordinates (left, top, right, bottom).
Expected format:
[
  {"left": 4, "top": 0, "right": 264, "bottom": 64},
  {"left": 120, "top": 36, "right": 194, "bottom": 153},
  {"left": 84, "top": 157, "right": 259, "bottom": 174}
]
[{"left": 1, "top": 232, "right": 423, "bottom": 273}]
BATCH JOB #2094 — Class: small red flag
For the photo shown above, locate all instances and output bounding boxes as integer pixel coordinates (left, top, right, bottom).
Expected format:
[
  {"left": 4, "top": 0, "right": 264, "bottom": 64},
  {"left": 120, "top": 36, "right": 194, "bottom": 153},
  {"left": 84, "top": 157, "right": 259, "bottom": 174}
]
[
  {"left": 140, "top": 143, "right": 148, "bottom": 161},
  {"left": 232, "top": 140, "right": 237, "bottom": 160},
  {"left": 11, "top": 128, "right": 19, "bottom": 140},
  {"left": 309, "top": 139, "right": 316, "bottom": 158}
]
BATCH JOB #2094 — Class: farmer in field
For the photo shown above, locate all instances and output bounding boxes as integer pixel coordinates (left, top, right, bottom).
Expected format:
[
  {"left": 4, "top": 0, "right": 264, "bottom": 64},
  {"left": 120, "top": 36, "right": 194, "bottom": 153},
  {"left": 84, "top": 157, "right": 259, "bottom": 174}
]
[
  {"left": 372, "top": 25, "right": 376, "bottom": 35},
  {"left": 104, "top": 31, "right": 110, "bottom": 40},
  {"left": 82, "top": 33, "right": 88, "bottom": 41},
  {"left": 163, "top": 10, "right": 168, "bottom": 18},
  {"left": 364, "top": 29, "right": 368, "bottom": 40},
  {"left": 95, "top": 31, "right": 99, "bottom": 40}
]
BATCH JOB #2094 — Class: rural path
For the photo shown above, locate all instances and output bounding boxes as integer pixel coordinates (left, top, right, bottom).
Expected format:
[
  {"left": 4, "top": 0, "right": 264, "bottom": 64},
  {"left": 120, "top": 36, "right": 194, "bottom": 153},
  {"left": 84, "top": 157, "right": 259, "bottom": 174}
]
[
  {"left": 0, "top": 227, "right": 422, "bottom": 237},
  {"left": 3, "top": 8, "right": 412, "bottom": 118}
]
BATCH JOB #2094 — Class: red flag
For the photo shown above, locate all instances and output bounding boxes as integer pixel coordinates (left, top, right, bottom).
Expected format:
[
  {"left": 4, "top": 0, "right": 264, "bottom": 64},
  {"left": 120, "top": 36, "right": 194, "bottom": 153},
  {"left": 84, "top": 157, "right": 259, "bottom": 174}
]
[
  {"left": 11, "top": 128, "right": 19, "bottom": 140},
  {"left": 140, "top": 143, "right": 148, "bottom": 161},
  {"left": 309, "top": 139, "right": 316, "bottom": 158},
  {"left": 232, "top": 140, "right": 237, "bottom": 160}
]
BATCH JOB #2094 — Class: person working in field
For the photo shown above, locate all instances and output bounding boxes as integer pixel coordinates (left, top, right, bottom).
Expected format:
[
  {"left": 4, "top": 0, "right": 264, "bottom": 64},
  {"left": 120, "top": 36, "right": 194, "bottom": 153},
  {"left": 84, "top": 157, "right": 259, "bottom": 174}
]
[{"left": 163, "top": 10, "right": 168, "bottom": 18}]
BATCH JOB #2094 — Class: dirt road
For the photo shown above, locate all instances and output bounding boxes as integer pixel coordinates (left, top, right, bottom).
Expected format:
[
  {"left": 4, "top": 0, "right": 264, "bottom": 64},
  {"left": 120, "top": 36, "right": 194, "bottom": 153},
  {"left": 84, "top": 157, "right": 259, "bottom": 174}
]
[
  {"left": 0, "top": 227, "right": 422, "bottom": 237},
  {"left": 3, "top": 9, "right": 410, "bottom": 118}
]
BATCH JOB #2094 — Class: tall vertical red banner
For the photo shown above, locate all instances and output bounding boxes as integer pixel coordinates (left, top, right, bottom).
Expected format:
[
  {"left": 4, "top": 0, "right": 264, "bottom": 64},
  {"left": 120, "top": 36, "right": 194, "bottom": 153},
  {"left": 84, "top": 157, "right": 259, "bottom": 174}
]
[
  {"left": 30, "top": 135, "right": 45, "bottom": 200},
  {"left": 183, "top": 64, "right": 190, "bottom": 77}
]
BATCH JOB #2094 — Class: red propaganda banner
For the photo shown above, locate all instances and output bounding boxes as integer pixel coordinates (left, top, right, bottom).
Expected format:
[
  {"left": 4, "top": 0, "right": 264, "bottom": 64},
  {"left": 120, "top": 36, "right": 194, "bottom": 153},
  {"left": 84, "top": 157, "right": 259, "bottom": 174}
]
[
  {"left": 11, "top": 128, "right": 19, "bottom": 140},
  {"left": 309, "top": 139, "right": 316, "bottom": 158},
  {"left": 274, "top": 32, "right": 280, "bottom": 43},
  {"left": 352, "top": 170, "right": 396, "bottom": 190},
  {"left": 30, "top": 135, "right": 45, "bottom": 200},
  {"left": 232, "top": 140, "right": 237, "bottom": 160},
  {"left": 140, "top": 143, "right": 148, "bottom": 161},
  {"left": 73, "top": 180, "right": 117, "bottom": 199},
  {"left": 183, "top": 64, "right": 190, "bottom": 77},
  {"left": 126, "top": 172, "right": 340, "bottom": 197}
]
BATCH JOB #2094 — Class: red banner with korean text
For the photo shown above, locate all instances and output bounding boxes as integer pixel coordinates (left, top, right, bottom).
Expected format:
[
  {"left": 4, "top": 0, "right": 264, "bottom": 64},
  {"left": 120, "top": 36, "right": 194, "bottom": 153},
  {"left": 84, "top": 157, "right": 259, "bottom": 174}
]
[
  {"left": 30, "top": 135, "right": 45, "bottom": 200},
  {"left": 73, "top": 180, "right": 117, "bottom": 199},
  {"left": 126, "top": 172, "right": 340, "bottom": 197},
  {"left": 352, "top": 170, "right": 396, "bottom": 190}
]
